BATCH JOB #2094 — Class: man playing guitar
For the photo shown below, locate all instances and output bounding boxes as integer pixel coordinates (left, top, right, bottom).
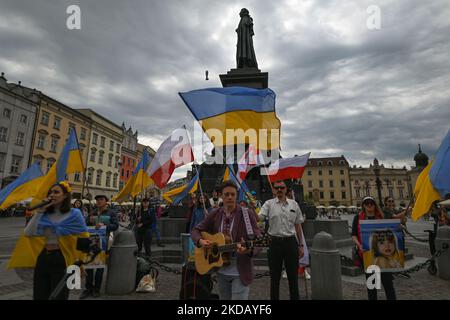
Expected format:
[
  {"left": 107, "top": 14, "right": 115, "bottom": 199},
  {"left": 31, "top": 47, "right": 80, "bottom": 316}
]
[{"left": 191, "top": 180, "right": 261, "bottom": 300}]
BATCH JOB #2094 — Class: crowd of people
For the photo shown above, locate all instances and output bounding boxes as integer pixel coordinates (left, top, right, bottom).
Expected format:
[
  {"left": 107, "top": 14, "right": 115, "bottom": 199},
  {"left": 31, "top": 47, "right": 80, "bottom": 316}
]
[{"left": 8, "top": 178, "right": 450, "bottom": 301}]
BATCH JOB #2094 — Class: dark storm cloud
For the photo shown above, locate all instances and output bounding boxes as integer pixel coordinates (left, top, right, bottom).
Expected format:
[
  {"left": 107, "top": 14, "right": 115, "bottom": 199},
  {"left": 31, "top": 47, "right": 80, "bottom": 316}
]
[{"left": 1, "top": 0, "right": 449, "bottom": 178}]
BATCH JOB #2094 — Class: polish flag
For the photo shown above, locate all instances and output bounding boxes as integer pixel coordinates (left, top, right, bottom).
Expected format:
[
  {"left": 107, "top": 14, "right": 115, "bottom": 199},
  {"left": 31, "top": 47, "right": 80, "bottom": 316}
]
[
  {"left": 237, "top": 145, "right": 266, "bottom": 182},
  {"left": 266, "top": 152, "right": 310, "bottom": 183},
  {"left": 147, "top": 127, "right": 194, "bottom": 189}
]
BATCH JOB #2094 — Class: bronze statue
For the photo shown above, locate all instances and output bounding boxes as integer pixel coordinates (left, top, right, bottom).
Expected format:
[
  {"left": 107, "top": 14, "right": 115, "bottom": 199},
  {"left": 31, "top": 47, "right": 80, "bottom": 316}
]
[{"left": 236, "top": 8, "right": 258, "bottom": 69}]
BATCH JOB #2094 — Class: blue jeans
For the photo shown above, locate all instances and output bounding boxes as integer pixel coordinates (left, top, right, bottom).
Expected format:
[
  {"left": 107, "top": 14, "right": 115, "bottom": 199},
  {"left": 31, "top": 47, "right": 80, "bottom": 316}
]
[
  {"left": 151, "top": 223, "right": 161, "bottom": 241},
  {"left": 216, "top": 274, "right": 249, "bottom": 300}
]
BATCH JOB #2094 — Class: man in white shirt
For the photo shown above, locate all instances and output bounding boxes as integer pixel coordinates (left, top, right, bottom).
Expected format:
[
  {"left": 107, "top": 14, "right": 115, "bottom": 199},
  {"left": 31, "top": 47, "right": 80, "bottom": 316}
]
[{"left": 259, "top": 180, "right": 304, "bottom": 300}]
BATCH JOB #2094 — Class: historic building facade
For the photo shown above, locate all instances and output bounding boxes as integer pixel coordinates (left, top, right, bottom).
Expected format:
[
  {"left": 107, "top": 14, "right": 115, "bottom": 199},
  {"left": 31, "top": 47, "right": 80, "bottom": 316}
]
[
  {"left": 0, "top": 74, "right": 39, "bottom": 188},
  {"left": 302, "top": 156, "right": 352, "bottom": 206},
  {"left": 77, "top": 109, "right": 122, "bottom": 200}
]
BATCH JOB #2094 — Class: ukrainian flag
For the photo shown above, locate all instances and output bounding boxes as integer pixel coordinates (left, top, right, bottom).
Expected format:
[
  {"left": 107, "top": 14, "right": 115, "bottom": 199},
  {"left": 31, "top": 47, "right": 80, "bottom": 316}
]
[
  {"left": 32, "top": 128, "right": 84, "bottom": 203},
  {"left": 412, "top": 129, "right": 450, "bottom": 221},
  {"left": 0, "top": 162, "right": 45, "bottom": 210},
  {"left": 163, "top": 169, "right": 199, "bottom": 205},
  {"left": 113, "top": 149, "right": 153, "bottom": 202},
  {"left": 179, "top": 87, "right": 281, "bottom": 150}
]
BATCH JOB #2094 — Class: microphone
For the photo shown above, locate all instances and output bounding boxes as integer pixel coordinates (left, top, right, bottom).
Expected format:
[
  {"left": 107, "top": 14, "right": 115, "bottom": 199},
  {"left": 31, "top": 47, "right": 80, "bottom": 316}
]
[{"left": 28, "top": 200, "right": 52, "bottom": 211}]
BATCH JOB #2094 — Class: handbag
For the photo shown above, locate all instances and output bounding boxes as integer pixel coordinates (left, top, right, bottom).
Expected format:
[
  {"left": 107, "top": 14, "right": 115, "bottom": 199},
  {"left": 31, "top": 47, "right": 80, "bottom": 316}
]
[{"left": 136, "top": 268, "right": 159, "bottom": 293}]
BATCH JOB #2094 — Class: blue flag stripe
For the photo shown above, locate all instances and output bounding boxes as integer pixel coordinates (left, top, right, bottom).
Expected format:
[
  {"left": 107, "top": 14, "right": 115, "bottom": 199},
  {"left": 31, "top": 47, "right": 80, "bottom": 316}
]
[{"left": 0, "top": 162, "right": 43, "bottom": 204}]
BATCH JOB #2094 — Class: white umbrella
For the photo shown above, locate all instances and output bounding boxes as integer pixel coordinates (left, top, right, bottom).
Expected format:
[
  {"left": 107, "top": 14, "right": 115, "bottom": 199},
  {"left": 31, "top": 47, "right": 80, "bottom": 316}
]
[
  {"left": 337, "top": 205, "right": 347, "bottom": 209},
  {"left": 439, "top": 199, "right": 450, "bottom": 206},
  {"left": 316, "top": 205, "right": 326, "bottom": 209},
  {"left": 348, "top": 206, "right": 357, "bottom": 209},
  {"left": 82, "top": 199, "right": 90, "bottom": 205},
  {"left": 327, "top": 205, "right": 336, "bottom": 210}
]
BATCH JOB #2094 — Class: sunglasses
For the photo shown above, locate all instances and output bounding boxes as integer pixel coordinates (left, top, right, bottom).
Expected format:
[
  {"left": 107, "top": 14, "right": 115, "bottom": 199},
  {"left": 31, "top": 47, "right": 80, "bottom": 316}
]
[
  {"left": 274, "top": 186, "right": 286, "bottom": 190},
  {"left": 387, "top": 200, "right": 394, "bottom": 203}
]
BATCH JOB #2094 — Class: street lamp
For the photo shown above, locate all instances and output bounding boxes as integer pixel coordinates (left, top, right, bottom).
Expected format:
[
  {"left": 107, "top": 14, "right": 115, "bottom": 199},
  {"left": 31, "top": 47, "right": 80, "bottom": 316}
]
[{"left": 373, "top": 158, "right": 383, "bottom": 207}]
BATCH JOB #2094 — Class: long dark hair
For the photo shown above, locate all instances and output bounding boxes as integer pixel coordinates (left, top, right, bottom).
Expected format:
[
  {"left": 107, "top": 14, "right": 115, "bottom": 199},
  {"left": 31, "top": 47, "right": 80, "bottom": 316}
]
[
  {"left": 73, "top": 199, "right": 83, "bottom": 209},
  {"left": 196, "top": 193, "right": 211, "bottom": 210},
  {"left": 46, "top": 183, "right": 72, "bottom": 214}
]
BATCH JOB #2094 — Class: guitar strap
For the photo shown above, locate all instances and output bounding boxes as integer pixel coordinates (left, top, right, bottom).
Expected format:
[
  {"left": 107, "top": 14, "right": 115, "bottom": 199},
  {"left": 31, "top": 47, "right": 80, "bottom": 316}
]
[{"left": 242, "top": 207, "right": 255, "bottom": 240}]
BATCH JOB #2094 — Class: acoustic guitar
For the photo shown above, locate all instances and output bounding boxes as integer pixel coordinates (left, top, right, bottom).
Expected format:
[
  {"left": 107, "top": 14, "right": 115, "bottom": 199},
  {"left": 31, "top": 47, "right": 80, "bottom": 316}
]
[{"left": 194, "top": 232, "right": 271, "bottom": 275}]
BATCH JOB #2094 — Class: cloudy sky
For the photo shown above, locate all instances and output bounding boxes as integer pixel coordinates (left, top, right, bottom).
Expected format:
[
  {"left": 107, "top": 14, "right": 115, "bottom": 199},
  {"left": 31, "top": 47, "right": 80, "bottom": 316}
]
[{"left": 1, "top": 0, "right": 449, "bottom": 181}]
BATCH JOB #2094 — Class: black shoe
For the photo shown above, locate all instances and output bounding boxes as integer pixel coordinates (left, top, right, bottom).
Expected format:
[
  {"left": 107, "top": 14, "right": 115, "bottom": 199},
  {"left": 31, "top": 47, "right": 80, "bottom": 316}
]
[
  {"left": 79, "top": 289, "right": 92, "bottom": 300},
  {"left": 92, "top": 288, "right": 101, "bottom": 298}
]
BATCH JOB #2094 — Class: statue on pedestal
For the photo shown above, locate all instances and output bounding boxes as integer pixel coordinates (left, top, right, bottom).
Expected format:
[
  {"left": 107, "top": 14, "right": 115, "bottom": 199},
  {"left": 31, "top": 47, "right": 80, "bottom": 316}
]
[{"left": 236, "top": 8, "right": 258, "bottom": 69}]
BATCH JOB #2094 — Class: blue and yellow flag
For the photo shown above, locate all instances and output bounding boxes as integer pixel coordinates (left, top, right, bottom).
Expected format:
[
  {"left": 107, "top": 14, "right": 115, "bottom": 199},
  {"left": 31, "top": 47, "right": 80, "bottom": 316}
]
[
  {"left": 0, "top": 162, "right": 45, "bottom": 210},
  {"left": 429, "top": 129, "right": 450, "bottom": 198},
  {"left": 163, "top": 169, "right": 199, "bottom": 205},
  {"left": 412, "top": 160, "right": 442, "bottom": 221},
  {"left": 179, "top": 87, "right": 281, "bottom": 150},
  {"left": 32, "top": 128, "right": 84, "bottom": 203},
  {"left": 113, "top": 149, "right": 153, "bottom": 202}
]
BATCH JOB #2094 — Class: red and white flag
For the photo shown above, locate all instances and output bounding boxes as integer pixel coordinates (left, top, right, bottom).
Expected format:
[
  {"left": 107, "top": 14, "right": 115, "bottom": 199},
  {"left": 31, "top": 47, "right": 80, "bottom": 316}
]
[
  {"left": 147, "top": 127, "right": 194, "bottom": 189},
  {"left": 266, "top": 152, "right": 310, "bottom": 183},
  {"left": 237, "top": 145, "right": 266, "bottom": 182}
]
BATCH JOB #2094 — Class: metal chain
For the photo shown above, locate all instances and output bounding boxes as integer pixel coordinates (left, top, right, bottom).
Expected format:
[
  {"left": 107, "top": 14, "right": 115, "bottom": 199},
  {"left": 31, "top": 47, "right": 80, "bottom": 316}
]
[
  {"left": 403, "top": 227, "right": 430, "bottom": 243},
  {"left": 394, "top": 243, "right": 449, "bottom": 275}
]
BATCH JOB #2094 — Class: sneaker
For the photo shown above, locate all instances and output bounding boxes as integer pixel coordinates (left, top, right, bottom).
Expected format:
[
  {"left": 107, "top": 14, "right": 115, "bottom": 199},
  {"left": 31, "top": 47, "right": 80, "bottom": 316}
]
[
  {"left": 92, "top": 288, "right": 101, "bottom": 298},
  {"left": 79, "top": 289, "right": 92, "bottom": 300}
]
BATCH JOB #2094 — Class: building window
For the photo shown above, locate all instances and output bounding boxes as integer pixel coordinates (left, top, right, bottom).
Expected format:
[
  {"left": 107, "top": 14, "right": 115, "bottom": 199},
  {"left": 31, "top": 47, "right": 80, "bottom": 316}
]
[
  {"left": 340, "top": 169, "right": 344, "bottom": 175},
  {"left": 113, "top": 174, "right": 118, "bottom": 188},
  {"left": 96, "top": 170, "right": 102, "bottom": 186},
  {"left": 330, "top": 191, "right": 335, "bottom": 199},
  {"left": 10, "top": 156, "right": 22, "bottom": 174},
  {"left": 318, "top": 170, "right": 322, "bottom": 176},
  {"left": 329, "top": 180, "right": 334, "bottom": 188},
  {"left": 0, "top": 153, "right": 6, "bottom": 172},
  {"left": 116, "top": 143, "right": 120, "bottom": 153},
  {"left": 68, "top": 123, "right": 75, "bottom": 135},
  {"left": 100, "top": 136, "right": 105, "bottom": 148},
  {"left": 339, "top": 160, "right": 345, "bottom": 165},
  {"left": 3, "top": 108, "right": 11, "bottom": 118},
  {"left": 53, "top": 116, "right": 61, "bottom": 130},
  {"left": 398, "top": 180, "right": 403, "bottom": 185},
  {"left": 320, "top": 191, "right": 324, "bottom": 199},
  {"left": 20, "top": 114, "right": 27, "bottom": 124},
  {"left": 74, "top": 172, "right": 81, "bottom": 182},
  {"left": 128, "top": 158, "right": 131, "bottom": 166},
  {"left": 106, "top": 172, "right": 112, "bottom": 187},
  {"left": 307, "top": 170, "right": 312, "bottom": 176},
  {"left": 108, "top": 154, "right": 113, "bottom": 167},
  {"left": 80, "top": 128, "right": 86, "bottom": 140},
  {"left": 327, "top": 161, "right": 333, "bottom": 166},
  {"left": 98, "top": 151, "right": 104, "bottom": 165},
  {"left": 356, "top": 188, "right": 361, "bottom": 198},
  {"left": 110, "top": 140, "right": 114, "bottom": 151},
  {"left": 92, "top": 133, "right": 98, "bottom": 145},
  {"left": 37, "top": 134, "right": 46, "bottom": 149},
  {"left": 389, "top": 188, "right": 394, "bottom": 198},
  {"left": 308, "top": 181, "right": 313, "bottom": 188},
  {"left": 355, "top": 180, "right": 359, "bottom": 185},
  {"left": 115, "top": 156, "right": 119, "bottom": 169},
  {"left": 342, "top": 191, "right": 346, "bottom": 199},
  {"left": 46, "top": 158, "right": 55, "bottom": 173},
  {"left": 16, "top": 132, "right": 25, "bottom": 146},
  {"left": 87, "top": 169, "right": 94, "bottom": 184},
  {"left": 126, "top": 170, "right": 129, "bottom": 178},
  {"left": 319, "top": 180, "right": 323, "bottom": 188},
  {"left": 50, "top": 137, "right": 58, "bottom": 153},
  {"left": 0, "top": 127, "right": 8, "bottom": 141},
  {"left": 329, "top": 170, "right": 333, "bottom": 175},
  {"left": 318, "top": 161, "right": 323, "bottom": 166},
  {"left": 341, "top": 180, "right": 345, "bottom": 187},
  {"left": 90, "top": 148, "right": 96, "bottom": 162},
  {"left": 121, "top": 168, "right": 125, "bottom": 177},
  {"left": 399, "top": 189, "right": 404, "bottom": 199},
  {"left": 308, "top": 191, "right": 313, "bottom": 199},
  {"left": 41, "top": 112, "right": 49, "bottom": 125}
]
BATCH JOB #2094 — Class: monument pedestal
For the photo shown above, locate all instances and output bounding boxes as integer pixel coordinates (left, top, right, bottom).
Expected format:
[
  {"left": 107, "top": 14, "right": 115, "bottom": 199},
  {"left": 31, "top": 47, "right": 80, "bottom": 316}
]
[
  {"left": 220, "top": 68, "right": 268, "bottom": 89},
  {"left": 302, "top": 220, "right": 354, "bottom": 248}
]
